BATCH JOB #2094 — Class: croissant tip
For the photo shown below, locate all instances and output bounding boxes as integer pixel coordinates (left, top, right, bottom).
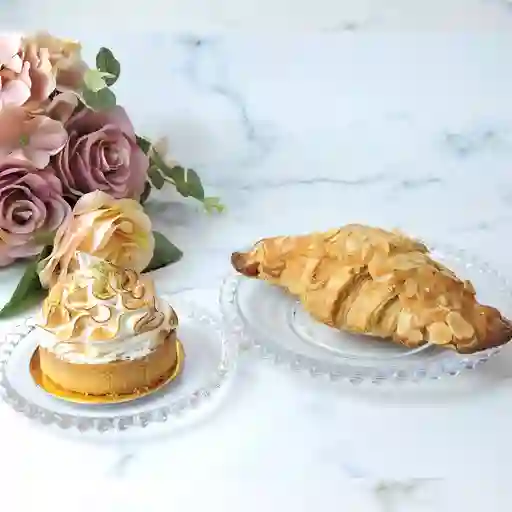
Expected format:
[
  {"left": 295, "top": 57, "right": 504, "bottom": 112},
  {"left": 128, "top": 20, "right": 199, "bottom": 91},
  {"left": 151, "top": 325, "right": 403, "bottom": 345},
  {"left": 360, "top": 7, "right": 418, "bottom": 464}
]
[
  {"left": 494, "top": 316, "right": 512, "bottom": 345},
  {"left": 458, "top": 315, "right": 512, "bottom": 354},
  {"left": 482, "top": 314, "right": 512, "bottom": 350},
  {"left": 231, "top": 251, "right": 260, "bottom": 277}
]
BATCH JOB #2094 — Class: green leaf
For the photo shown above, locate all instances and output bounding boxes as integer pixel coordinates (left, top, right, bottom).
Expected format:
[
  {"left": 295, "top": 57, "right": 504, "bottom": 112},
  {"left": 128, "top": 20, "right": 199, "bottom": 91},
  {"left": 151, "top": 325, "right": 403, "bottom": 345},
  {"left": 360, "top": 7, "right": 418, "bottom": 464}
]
[
  {"left": 203, "top": 196, "right": 225, "bottom": 213},
  {"left": 136, "top": 135, "right": 152, "bottom": 155},
  {"left": 185, "top": 169, "right": 205, "bottom": 201},
  {"left": 140, "top": 181, "right": 151, "bottom": 205},
  {"left": 150, "top": 148, "right": 172, "bottom": 173},
  {"left": 96, "top": 47, "right": 121, "bottom": 86},
  {"left": 148, "top": 166, "right": 165, "bottom": 189},
  {"left": 83, "top": 69, "right": 113, "bottom": 92},
  {"left": 0, "top": 246, "right": 51, "bottom": 319},
  {"left": 151, "top": 149, "right": 206, "bottom": 201},
  {"left": 160, "top": 165, "right": 186, "bottom": 193},
  {"left": 150, "top": 151, "right": 187, "bottom": 195},
  {"left": 144, "top": 232, "right": 183, "bottom": 272},
  {"left": 82, "top": 87, "right": 117, "bottom": 111},
  {"left": 32, "top": 231, "right": 55, "bottom": 247}
]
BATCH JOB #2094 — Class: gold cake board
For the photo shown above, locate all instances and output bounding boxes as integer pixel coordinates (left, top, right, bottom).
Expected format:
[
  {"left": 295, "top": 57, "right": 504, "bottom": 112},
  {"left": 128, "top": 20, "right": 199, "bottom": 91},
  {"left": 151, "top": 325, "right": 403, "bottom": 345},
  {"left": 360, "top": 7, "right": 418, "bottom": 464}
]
[{"left": 29, "top": 339, "right": 185, "bottom": 405}]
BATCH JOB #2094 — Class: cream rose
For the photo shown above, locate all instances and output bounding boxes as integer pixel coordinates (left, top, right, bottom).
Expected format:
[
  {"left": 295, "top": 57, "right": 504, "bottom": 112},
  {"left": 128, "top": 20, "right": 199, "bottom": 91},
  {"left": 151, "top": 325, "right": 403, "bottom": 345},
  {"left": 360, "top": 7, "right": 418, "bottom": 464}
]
[{"left": 38, "top": 190, "right": 154, "bottom": 288}]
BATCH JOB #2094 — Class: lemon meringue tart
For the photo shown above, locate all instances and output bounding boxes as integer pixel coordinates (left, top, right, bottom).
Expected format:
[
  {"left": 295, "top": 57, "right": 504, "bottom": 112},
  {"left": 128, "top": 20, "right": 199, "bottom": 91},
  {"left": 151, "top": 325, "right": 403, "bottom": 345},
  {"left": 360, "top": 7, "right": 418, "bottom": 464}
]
[{"left": 37, "top": 254, "right": 180, "bottom": 397}]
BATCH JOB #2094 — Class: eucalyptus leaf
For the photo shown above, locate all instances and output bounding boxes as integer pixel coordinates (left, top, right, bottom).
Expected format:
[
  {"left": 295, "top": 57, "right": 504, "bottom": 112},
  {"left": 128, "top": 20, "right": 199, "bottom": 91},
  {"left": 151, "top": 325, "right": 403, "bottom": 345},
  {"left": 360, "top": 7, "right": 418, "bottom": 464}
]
[
  {"left": 82, "top": 87, "right": 117, "bottom": 110},
  {"left": 145, "top": 231, "right": 182, "bottom": 272},
  {"left": 203, "top": 196, "right": 225, "bottom": 213},
  {"left": 162, "top": 165, "right": 185, "bottom": 187},
  {"left": 148, "top": 166, "right": 165, "bottom": 189},
  {"left": 149, "top": 149, "right": 171, "bottom": 173},
  {"left": 140, "top": 181, "right": 152, "bottom": 205},
  {"left": 150, "top": 148, "right": 217, "bottom": 207},
  {"left": 160, "top": 165, "right": 204, "bottom": 200},
  {"left": 83, "top": 69, "right": 113, "bottom": 92},
  {"left": 160, "top": 165, "right": 187, "bottom": 195},
  {"left": 136, "top": 135, "right": 152, "bottom": 155},
  {"left": 151, "top": 151, "right": 186, "bottom": 193},
  {"left": 151, "top": 150, "right": 196, "bottom": 194},
  {"left": 184, "top": 169, "right": 205, "bottom": 201},
  {"left": 0, "top": 246, "right": 52, "bottom": 319},
  {"left": 96, "top": 47, "right": 121, "bottom": 86}
]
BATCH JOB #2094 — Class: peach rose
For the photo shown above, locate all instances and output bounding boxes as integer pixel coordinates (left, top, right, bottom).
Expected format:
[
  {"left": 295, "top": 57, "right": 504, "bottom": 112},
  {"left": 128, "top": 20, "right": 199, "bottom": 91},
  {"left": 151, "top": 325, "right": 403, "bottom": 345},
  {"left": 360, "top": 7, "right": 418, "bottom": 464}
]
[
  {"left": 38, "top": 191, "right": 155, "bottom": 288},
  {"left": 22, "top": 32, "right": 86, "bottom": 92}
]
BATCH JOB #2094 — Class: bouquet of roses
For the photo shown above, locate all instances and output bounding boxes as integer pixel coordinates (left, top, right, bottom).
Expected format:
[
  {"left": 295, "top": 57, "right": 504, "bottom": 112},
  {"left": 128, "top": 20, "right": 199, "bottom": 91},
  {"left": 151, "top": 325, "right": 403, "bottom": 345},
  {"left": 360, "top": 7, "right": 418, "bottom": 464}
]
[{"left": 0, "top": 32, "right": 221, "bottom": 317}]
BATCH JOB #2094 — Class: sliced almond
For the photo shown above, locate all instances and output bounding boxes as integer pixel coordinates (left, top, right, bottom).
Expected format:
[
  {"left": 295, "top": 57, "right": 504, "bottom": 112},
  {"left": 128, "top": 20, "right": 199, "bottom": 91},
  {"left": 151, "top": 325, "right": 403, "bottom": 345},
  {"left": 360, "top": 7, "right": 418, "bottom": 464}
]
[
  {"left": 439, "top": 266, "right": 458, "bottom": 280},
  {"left": 446, "top": 311, "right": 475, "bottom": 339},
  {"left": 345, "top": 235, "right": 359, "bottom": 254},
  {"left": 397, "top": 311, "right": 414, "bottom": 336},
  {"left": 404, "top": 278, "right": 418, "bottom": 298},
  {"left": 392, "top": 256, "right": 418, "bottom": 271},
  {"left": 427, "top": 322, "right": 453, "bottom": 345},
  {"left": 377, "top": 239, "right": 390, "bottom": 255},
  {"left": 368, "top": 254, "right": 389, "bottom": 278},
  {"left": 438, "top": 295, "right": 448, "bottom": 306},
  {"left": 360, "top": 243, "right": 374, "bottom": 263},
  {"left": 463, "top": 280, "right": 476, "bottom": 295},
  {"left": 407, "top": 329, "right": 423, "bottom": 343}
]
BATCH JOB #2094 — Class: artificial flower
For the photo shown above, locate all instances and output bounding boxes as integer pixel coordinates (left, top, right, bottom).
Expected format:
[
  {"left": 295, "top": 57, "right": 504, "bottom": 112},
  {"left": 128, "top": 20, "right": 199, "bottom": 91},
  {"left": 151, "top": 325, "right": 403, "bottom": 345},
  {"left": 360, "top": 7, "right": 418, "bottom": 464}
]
[
  {"left": 0, "top": 106, "right": 67, "bottom": 168},
  {"left": 38, "top": 190, "right": 154, "bottom": 287},
  {"left": 0, "top": 158, "right": 70, "bottom": 266},
  {"left": 52, "top": 105, "right": 148, "bottom": 200},
  {"left": 0, "top": 33, "right": 55, "bottom": 110},
  {"left": 22, "top": 32, "right": 87, "bottom": 92}
]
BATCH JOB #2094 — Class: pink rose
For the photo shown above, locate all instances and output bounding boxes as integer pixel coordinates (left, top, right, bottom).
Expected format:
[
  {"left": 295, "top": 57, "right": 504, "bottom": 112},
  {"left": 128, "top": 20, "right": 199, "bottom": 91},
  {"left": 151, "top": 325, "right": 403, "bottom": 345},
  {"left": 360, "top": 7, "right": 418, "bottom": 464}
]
[
  {"left": 0, "top": 158, "right": 70, "bottom": 266},
  {"left": 52, "top": 106, "right": 148, "bottom": 200},
  {"left": 0, "top": 33, "right": 55, "bottom": 111},
  {"left": 0, "top": 107, "right": 68, "bottom": 169}
]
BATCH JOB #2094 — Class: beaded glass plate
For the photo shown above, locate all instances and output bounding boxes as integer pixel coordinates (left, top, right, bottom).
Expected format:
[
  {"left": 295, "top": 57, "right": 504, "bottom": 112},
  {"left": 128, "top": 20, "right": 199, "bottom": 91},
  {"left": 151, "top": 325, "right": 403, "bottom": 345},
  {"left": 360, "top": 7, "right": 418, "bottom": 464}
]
[
  {"left": 0, "top": 293, "right": 238, "bottom": 432},
  {"left": 220, "top": 246, "right": 509, "bottom": 383}
]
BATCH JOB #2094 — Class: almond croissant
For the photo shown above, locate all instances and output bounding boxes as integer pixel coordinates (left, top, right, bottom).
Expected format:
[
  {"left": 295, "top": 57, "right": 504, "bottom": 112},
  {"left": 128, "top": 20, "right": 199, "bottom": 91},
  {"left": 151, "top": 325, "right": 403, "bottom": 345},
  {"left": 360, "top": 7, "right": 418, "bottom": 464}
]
[{"left": 231, "top": 224, "right": 512, "bottom": 354}]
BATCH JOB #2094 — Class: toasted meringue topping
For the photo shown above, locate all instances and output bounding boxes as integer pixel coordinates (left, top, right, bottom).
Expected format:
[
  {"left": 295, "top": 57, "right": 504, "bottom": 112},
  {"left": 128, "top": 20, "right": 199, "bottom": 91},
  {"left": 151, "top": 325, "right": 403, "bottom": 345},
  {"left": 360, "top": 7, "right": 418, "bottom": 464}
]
[{"left": 38, "top": 254, "right": 178, "bottom": 364}]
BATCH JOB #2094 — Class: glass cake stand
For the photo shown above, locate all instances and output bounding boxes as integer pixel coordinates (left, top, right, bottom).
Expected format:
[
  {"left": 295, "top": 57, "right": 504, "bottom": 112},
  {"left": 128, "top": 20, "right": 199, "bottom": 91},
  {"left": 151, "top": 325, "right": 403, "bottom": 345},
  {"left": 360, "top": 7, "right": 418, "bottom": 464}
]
[
  {"left": 220, "top": 245, "right": 511, "bottom": 383},
  {"left": 0, "top": 292, "right": 238, "bottom": 432}
]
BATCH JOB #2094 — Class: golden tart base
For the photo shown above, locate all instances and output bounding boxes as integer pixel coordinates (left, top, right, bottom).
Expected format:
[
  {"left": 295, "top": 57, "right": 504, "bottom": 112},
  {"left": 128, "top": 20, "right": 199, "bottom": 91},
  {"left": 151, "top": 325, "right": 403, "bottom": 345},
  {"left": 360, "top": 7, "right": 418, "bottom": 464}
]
[{"left": 30, "top": 338, "right": 185, "bottom": 405}]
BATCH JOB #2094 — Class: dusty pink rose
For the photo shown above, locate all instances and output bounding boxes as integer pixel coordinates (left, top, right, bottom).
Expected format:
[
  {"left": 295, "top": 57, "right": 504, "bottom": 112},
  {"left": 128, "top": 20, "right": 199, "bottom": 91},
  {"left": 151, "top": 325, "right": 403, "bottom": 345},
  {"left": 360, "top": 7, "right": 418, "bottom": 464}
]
[
  {"left": 52, "top": 106, "right": 148, "bottom": 200},
  {"left": 0, "top": 158, "right": 71, "bottom": 266},
  {"left": 0, "top": 107, "right": 67, "bottom": 169},
  {"left": 0, "top": 33, "right": 55, "bottom": 110}
]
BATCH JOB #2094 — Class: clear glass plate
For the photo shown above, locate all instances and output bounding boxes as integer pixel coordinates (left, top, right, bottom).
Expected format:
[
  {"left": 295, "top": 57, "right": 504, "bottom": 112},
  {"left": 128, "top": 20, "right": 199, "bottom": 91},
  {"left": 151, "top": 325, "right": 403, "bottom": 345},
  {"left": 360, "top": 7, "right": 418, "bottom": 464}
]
[
  {"left": 220, "top": 245, "right": 510, "bottom": 383},
  {"left": 0, "top": 292, "right": 238, "bottom": 432}
]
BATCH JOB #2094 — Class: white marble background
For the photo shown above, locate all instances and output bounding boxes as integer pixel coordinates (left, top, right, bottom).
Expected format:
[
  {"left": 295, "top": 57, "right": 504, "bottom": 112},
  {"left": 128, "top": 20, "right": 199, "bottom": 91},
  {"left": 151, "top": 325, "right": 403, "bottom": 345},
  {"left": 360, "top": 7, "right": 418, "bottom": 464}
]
[
  {"left": 3, "top": 0, "right": 512, "bottom": 31},
  {"left": 1, "top": 2, "right": 512, "bottom": 511}
]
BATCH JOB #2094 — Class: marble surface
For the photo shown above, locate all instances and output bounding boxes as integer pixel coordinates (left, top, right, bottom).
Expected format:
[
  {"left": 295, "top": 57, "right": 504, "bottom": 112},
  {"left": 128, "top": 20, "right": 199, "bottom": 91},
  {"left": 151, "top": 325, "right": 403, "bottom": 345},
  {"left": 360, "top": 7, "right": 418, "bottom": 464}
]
[
  {"left": 2, "top": 5, "right": 512, "bottom": 511},
  {"left": 3, "top": 0, "right": 512, "bottom": 31}
]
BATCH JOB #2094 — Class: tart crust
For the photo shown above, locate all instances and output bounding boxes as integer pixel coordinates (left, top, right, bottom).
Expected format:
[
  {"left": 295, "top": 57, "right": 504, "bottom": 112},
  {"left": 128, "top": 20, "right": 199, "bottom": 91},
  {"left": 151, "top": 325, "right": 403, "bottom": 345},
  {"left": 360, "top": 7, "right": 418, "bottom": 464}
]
[{"left": 38, "top": 332, "right": 178, "bottom": 396}]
